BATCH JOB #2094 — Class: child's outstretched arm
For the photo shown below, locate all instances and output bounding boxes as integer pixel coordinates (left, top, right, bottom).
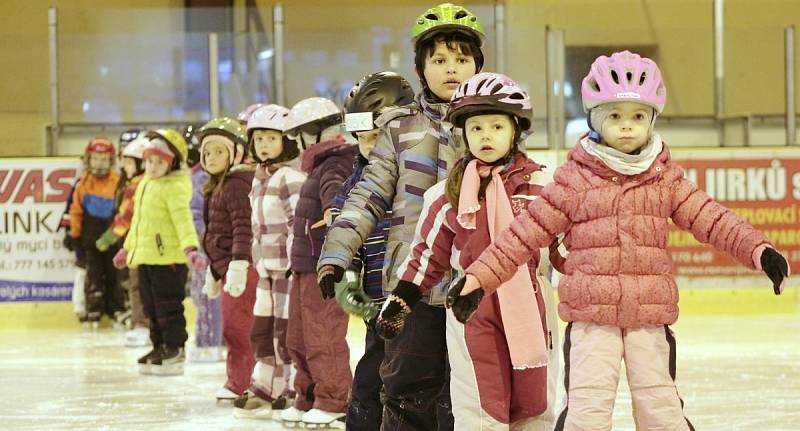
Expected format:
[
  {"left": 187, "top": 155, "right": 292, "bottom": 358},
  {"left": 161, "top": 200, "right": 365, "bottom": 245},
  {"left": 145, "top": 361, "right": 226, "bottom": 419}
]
[
  {"left": 671, "top": 175, "right": 789, "bottom": 293},
  {"left": 465, "top": 180, "right": 573, "bottom": 296}
]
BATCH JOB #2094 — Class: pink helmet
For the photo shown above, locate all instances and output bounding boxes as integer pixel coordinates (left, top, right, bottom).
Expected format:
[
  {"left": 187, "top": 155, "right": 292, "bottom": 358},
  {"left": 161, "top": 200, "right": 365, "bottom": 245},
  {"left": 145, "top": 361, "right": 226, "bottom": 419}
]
[
  {"left": 237, "top": 103, "right": 266, "bottom": 122},
  {"left": 447, "top": 72, "right": 533, "bottom": 132},
  {"left": 581, "top": 50, "right": 666, "bottom": 114},
  {"left": 247, "top": 104, "right": 291, "bottom": 134}
]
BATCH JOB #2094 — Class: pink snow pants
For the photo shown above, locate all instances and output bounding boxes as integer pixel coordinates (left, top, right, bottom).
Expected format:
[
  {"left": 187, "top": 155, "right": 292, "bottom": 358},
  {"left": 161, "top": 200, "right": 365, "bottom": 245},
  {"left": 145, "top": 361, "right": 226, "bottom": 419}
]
[
  {"left": 221, "top": 266, "right": 257, "bottom": 395},
  {"left": 554, "top": 322, "right": 695, "bottom": 431}
]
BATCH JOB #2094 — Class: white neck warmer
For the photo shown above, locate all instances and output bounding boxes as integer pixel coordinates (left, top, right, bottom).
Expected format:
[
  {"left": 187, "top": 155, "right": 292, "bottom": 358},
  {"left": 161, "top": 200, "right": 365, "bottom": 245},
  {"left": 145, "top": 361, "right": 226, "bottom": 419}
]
[{"left": 580, "top": 133, "right": 663, "bottom": 175}]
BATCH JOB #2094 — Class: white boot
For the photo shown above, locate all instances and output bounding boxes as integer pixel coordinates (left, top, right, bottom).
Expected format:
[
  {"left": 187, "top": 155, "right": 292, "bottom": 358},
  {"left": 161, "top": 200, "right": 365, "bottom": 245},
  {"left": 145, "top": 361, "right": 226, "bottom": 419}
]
[
  {"left": 279, "top": 406, "right": 306, "bottom": 427},
  {"left": 216, "top": 386, "right": 238, "bottom": 404},
  {"left": 124, "top": 327, "right": 150, "bottom": 347},
  {"left": 301, "top": 408, "right": 346, "bottom": 429}
]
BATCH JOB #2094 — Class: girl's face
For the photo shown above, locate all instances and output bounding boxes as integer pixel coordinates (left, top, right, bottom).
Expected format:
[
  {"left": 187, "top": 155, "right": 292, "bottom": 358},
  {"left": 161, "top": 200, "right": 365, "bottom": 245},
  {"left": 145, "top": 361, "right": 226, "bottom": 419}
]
[
  {"left": 88, "top": 152, "right": 112, "bottom": 177},
  {"left": 144, "top": 155, "right": 169, "bottom": 178},
  {"left": 252, "top": 129, "right": 283, "bottom": 161},
  {"left": 465, "top": 114, "right": 515, "bottom": 164},
  {"left": 202, "top": 138, "right": 231, "bottom": 175},
  {"left": 422, "top": 41, "right": 476, "bottom": 102},
  {"left": 601, "top": 102, "right": 651, "bottom": 153},
  {"left": 356, "top": 129, "right": 380, "bottom": 159},
  {"left": 121, "top": 157, "right": 139, "bottom": 178}
]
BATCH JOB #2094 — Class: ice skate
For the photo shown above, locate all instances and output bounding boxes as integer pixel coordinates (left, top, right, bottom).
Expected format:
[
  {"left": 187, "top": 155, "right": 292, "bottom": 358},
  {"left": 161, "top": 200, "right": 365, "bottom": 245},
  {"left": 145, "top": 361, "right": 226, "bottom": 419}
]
[
  {"left": 137, "top": 347, "right": 161, "bottom": 375},
  {"left": 232, "top": 391, "right": 273, "bottom": 419},
  {"left": 150, "top": 346, "right": 185, "bottom": 376},
  {"left": 216, "top": 386, "right": 238, "bottom": 404},
  {"left": 279, "top": 406, "right": 306, "bottom": 428},
  {"left": 301, "top": 408, "right": 346, "bottom": 429},
  {"left": 124, "top": 327, "right": 150, "bottom": 347}
]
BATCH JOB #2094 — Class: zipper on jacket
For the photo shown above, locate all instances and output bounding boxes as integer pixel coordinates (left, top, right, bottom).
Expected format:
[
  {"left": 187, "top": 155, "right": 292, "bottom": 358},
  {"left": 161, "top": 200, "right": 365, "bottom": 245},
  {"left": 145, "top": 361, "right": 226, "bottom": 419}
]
[{"left": 156, "top": 233, "right": 164, "bottom": 256}]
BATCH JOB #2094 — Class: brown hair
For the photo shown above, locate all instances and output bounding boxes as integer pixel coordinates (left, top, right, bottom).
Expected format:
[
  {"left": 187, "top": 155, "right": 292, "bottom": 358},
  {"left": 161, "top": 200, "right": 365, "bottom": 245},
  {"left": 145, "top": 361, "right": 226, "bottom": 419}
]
[
  {"left": 445, "top": 157, "right": 494, "bottom": 209},
  {"left": 414, "top": 32, "right": 483, "bottom": 100}
]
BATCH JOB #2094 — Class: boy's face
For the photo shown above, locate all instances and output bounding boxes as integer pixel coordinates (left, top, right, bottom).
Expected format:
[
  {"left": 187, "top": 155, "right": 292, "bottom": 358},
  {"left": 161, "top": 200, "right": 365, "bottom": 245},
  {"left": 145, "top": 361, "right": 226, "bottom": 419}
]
[
  {"left": 88, "top": 152, "right": 112, "bottom": 177},
  {"left": 601, "top": 102, "right": 651, "bottom": 154},
  {"left": 252, "top": 129, "right": 283, "bottom": 162},
  {"left": 422, "top": 41, "right": 476, "bottom": 101},
  {"left": 144, "top": 155, "right": 170, "bottom": 178},
  {"left": 121, "top": 157, "right": 139, "bottom": 178},
  {"left": 356, "top": 129, "right": 380, "bottom": 159},
  {"left": 465, "top": 114, "right": 515, "bottom": 164},
  {"left": 202, "top": 137, "right": 232, "bottom": 175}
]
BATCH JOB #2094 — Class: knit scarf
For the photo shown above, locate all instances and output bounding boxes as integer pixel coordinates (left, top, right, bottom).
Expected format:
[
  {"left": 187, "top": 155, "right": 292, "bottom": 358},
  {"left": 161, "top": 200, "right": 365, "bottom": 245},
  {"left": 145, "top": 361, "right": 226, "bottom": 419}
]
[
  {"left": 457, "top": 159, "right": 547, "bottom": 369},
  {"left": 580, "top": 133, "right": 663, "bottom": 175}
]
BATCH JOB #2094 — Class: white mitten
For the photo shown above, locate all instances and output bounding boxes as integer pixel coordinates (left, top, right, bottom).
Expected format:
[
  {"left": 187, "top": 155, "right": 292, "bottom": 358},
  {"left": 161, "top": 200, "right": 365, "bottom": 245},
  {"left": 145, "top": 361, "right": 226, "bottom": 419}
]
[
  {"left": 224, "top": 260, "right": 249, "bottom": 298},
  {"left": 202, "top": 267, "right": 221, "bottom": 299}
]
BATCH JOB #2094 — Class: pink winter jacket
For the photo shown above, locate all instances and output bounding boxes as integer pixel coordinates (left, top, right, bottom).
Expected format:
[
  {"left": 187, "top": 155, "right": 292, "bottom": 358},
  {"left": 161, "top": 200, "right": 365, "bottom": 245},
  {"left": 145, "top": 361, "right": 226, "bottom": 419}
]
[{"left": 467, "top": 138, "right": 772, "bottom": 328}]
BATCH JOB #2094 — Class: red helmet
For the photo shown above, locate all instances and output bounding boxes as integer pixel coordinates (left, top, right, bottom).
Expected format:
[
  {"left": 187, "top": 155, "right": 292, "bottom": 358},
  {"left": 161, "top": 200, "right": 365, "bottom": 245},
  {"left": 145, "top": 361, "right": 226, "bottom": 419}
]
[{"left": 84, "top": 137, "right": 116, "bottom": 156}]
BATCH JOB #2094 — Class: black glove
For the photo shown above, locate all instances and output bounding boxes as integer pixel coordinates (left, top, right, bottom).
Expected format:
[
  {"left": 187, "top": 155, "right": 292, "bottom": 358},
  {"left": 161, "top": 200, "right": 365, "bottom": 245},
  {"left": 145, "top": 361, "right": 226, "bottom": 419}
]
[
  {"left": 63, "top": 234, "right": 76, "bottom": 252},
  {"left": 317, "top": 265, "right": 344, "bottom": 300},
  {"left": 446, "top": 277, "right": 485, "bottom": 324},
  {"left": 376, "top": 281, "right": 422, "bottom": 340},
  {"left": 761, "top": 248, "right": 789, "bottom": 295}
]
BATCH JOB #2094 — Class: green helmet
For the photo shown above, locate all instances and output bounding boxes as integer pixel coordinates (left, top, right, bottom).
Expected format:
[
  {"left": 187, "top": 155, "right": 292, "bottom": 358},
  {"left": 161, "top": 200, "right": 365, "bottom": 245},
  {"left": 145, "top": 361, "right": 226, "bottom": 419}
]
[
  {"left": 411, "top": 3, "right": 485, "bottom": 45},
  {"left": 195, "top": 117, "right": 248, "bottom": 146}
]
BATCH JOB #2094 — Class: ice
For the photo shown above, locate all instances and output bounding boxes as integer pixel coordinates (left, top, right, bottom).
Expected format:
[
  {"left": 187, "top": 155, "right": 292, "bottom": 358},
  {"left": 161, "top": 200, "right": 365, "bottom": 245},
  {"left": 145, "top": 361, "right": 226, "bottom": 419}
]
[{"left": 0, "top": 314, "right": 797, "bottom": 430}]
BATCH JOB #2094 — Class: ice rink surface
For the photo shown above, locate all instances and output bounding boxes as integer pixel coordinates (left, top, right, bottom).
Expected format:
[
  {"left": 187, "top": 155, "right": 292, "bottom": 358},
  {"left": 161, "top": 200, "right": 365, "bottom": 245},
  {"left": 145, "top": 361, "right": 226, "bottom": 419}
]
[{"left": 1, "top": 314, "right": 798, "bottom": 431}]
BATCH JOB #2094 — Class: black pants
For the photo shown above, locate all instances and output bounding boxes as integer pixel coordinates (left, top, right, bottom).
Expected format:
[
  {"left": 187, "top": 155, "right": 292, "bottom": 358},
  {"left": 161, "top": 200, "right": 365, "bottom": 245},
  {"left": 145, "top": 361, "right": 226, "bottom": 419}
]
[
  {"left": 84, "top": 246, "right": 125, "bottom": 321},
  {"left": 138, "top": 264, "right": 188, "bottom": 348},
  {"left": 347, "top": 317, "right": 385, "bottom": 430},
  {"left": 380, "top": 303, "right": 453, "bottom": 431}
]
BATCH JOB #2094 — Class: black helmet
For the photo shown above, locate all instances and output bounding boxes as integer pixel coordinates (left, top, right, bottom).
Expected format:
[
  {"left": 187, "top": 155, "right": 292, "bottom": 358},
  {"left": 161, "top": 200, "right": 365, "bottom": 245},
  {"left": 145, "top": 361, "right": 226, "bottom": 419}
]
[
  {"left": 182, "top": 125, "right": 202, "bottom": 167},
  {"left": 118, "top": 128, "right": 143, "bottom": 157},
  {"left": 343, "top": 72, "right": 415, "bottom": 135}
]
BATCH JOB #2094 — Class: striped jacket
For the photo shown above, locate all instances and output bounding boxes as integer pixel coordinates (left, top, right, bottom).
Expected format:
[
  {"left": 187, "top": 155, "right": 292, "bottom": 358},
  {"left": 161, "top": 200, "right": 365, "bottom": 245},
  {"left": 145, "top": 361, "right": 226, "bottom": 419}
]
[
  {"left": 318, "top": 94, "right": 465, "bottom": 305},
  {"left": 330, "top": 154, "right": 390, "bottom": 300},
  {"left": 109, "top": 175, "right": 143, "bottom": 238},
  {"left": 250, "top": 161, "right": 306, "bottom": 278},
  {"left": 398, "top": 153, "right": 551, "bottom": 292}
]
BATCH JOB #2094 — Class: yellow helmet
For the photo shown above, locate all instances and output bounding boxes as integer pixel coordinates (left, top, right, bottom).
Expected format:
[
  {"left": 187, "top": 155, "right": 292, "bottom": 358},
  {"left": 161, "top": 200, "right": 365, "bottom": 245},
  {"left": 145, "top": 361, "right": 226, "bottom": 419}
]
[{"left": 146, "top": 128, "right": 188, "bottom": 163}]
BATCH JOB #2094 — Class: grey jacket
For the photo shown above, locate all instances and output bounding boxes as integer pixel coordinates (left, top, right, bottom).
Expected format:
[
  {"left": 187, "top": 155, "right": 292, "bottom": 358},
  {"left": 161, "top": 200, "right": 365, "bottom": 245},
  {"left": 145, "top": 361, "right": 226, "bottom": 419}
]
[{"left": 317, "top": 95, "right": 465, "bottom": 305}]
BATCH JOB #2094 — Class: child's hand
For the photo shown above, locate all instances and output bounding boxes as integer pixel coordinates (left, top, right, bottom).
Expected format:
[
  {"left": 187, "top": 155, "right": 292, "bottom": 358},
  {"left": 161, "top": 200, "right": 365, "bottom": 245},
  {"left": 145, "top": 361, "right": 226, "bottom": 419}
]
[
  {"left": 185, "top": 248, "right": 209, "bottom": 271},
  {"left": 760, "top": 248, "right": 790, "bottom": 295},
  {"left": 376, "top": 281, "right": 422, "bottom": 340},
  {"left": 446, "top": 276, "right": 485, "bottom": 323},
  {"left": 317, "top": 265, "right": 344, "bottom": 299},
  {"left": 224, "top": 260, "right": 249, "bottom": 298},
  {"left": 112, "top": 248, "right": 128, "bottom": 269}
]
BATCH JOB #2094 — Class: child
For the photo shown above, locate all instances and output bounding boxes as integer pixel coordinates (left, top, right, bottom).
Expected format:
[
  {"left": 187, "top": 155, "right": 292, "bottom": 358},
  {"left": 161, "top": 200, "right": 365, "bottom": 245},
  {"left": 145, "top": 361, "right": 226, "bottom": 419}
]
[
  {"left": 317, "top": 3, "right": 485, "bottom": 428},
  {"left": 456, "top": 51, "right": 790, "bottom": 431},
  {"left": 185, "top": 125, "right": 224, "bottom": 362},
  {"left": 325, "top": 71, "right": 415, "bottom": 431},
  {"left": 67, "top": 137, "right": 125, "bottom": 328},
  {"left": 377, "top": 72, "right": 555, "bottom": 430},
  {"left": 232, "top": 104, "right": 305, "bottom": 420},
  {"left": 113, "top": 128, "right": 207, "bottom": 376},
  {"left": 96, "top": 134, "right": 150, "bottom": 346},
  {"left": 278, "top": 97, "right": 357, "bottom": 429},
  {"left": 196, "top": 117, "right": 258, "bottom": 402}
]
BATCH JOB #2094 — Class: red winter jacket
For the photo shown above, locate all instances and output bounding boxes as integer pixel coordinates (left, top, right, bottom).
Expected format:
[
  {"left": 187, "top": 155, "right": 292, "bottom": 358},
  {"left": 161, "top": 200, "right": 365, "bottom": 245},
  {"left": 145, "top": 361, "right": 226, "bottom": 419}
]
[
  {"left": 467, "top": 137, "right": 772, "bottom": 328},
  {"left": 204, "top": 167, "right": 255, "bottom": 280}
]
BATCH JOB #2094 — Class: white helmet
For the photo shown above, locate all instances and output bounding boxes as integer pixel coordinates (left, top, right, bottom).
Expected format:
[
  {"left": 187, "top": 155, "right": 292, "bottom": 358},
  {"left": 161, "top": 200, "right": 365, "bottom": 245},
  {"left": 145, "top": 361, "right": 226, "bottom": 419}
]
[
  {"left": 286, "top": 97, "right": 341, "bottom": 134},
  {"left": 120, "top": 136, "right": 149, "bottom": 159},
  {"left": 247, "top": 104, "right": 291, "bottom": 134}
]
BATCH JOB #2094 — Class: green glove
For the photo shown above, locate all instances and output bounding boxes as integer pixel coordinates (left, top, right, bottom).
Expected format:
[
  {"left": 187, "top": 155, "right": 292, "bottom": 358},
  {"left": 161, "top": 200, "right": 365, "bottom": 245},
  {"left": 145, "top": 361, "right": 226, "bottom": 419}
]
[
  {"left": 95, "top": 229, "right": 120, "bottom": 252},
  {"left": 334, "top": 270, "right": 379, "bottom": 320}
]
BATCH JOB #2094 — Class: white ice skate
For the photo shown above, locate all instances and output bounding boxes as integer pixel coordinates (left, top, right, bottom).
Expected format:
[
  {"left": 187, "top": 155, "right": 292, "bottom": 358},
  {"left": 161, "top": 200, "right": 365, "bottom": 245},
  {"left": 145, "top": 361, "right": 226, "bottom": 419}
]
[
  {"left": 150, "top": 346, "right": 185, "bottom": 376},
  {"left": 301, "top": 408, "right": 346, "bottom": 429},
  {"left": 232, "top": 391, "right": 272, "bottom": 419},
  {"left": 137, "top": 348, "right": 160, "bottom": 375},
  {"left": 124, "top": 327, "right": 150, "bottom": 347},
  {"left": 279, "top": 406, "right": 306, "bottom": 428},
  {"left": 216, "top": 386, "right": 238, "bottom": 405}
]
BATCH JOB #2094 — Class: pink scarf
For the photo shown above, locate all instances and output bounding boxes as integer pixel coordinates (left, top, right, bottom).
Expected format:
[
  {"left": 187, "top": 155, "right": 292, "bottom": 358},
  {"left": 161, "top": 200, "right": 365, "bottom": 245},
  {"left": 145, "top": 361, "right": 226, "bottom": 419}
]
[{"left": 457, "top": 159, "right": 547, "bottom": 369}]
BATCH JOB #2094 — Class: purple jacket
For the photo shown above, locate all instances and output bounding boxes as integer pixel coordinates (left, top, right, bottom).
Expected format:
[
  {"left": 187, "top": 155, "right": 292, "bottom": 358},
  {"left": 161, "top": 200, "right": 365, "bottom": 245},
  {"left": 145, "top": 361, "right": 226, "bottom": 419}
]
[
  {"left": 291, "top": 137, "right": 358, "bottom": 273},
  {"left": 203, "top": 168, "right": 255, "bottom": 280}
]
